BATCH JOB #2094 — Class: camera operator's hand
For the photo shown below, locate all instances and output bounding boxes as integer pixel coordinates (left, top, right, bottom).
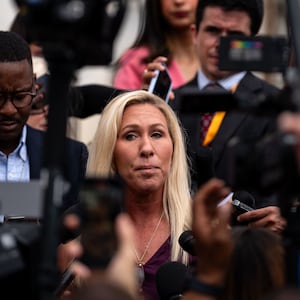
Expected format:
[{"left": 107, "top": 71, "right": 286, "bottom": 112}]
[
  {"left": 184, "top": 178, "right": 232, "bottom": 300},
  {"left": 237, "top": 206, "right": 286, "bottom": 234},
  {"left": 192, "top": 178, "right": 232, "bottom": 285}
]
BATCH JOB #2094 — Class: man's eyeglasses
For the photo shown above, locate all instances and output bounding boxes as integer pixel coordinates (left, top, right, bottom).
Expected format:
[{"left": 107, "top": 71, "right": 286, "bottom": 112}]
[{"left": 0, "top": 90, "right": 37, "bottom": 109}]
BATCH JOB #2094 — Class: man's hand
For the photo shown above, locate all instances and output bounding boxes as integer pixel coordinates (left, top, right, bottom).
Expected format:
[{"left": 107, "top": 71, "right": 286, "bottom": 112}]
[
  {"left": 192, "top": 178, "right": 233, "bottom": 285},
  {"left": 237, "top": 206, "right": 286, "bottom": 234}
]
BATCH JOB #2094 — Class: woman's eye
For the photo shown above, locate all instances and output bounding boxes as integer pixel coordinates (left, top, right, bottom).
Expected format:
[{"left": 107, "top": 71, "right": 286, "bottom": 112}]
[
  {"left": 152, "top": 132, "right": 162, "bottom": 138},
  {"left": 125, "top": 133, "right": 137, "bottom": 140}
]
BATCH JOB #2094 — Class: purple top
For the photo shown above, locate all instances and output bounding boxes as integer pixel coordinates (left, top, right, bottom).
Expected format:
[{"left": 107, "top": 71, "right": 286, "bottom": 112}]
[
  {"left": 140, "top": 237, "right": 171, "bottom": 300},
  {"left": 140, "top": 237, "right": 195, "bottom": 300}
]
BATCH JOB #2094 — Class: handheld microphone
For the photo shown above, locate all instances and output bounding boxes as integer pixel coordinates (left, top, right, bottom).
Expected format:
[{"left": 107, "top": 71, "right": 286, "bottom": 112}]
[
  {"left": 178, "top": 230, "right": 196, "bottom": 256},
  {"left": 156, "top": 261, "right": 190, "bottom": 300}
]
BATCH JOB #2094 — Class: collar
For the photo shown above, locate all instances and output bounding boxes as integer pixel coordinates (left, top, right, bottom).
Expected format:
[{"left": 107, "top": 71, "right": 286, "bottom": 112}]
[
  {"left": 197, "top": 70, "right": 247, "bottom": 91},
  {"left": 18, "top": 126, "right": 28, "bottom": 162}
]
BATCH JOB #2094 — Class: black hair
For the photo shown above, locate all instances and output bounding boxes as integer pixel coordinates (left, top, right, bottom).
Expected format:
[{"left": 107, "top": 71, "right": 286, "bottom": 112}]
[
  {"left": 10, "top": 13, "right": 34, "bottom": 44},
  {"left": 195, "top": 0, "right": 264, "bottom": 35},
  {"left": 0, "top": 31, "right": 32, "bottom": 65},
  {"left": 131, "top": 0, "right": 171, "bottom": 64}
]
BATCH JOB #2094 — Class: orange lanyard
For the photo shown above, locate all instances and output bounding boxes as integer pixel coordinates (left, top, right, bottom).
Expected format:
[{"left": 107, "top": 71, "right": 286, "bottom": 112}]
[{"left": 202, "top": 83, "right": 239, "bottom": 146}]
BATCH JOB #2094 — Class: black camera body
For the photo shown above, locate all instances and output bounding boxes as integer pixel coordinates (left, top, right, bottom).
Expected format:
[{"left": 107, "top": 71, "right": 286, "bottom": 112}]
[
  {"left": 15, "top": 0, "right": 127, "bottom": 66},
  {"left": 227, "top": 132, "right": 300, "bottom": 198}
]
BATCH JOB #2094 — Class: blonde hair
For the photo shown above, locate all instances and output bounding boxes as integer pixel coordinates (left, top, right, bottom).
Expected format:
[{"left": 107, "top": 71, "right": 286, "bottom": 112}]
[{"left": 87, "top": 90, "right": 192, "bottom": 264}]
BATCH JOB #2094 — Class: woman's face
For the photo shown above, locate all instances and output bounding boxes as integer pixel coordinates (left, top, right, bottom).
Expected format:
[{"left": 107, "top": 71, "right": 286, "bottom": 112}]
[
  {"left": 161, "top": 0, "right": 198, "bottom": 29},
  {"left": 114, "top": 103, "right": 173, "bottom": 194}
]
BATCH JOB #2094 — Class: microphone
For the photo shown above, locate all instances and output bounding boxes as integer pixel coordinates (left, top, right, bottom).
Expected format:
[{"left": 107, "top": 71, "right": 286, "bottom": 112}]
[
  {"left": 156, "top": 261, "right": 190, "bottom": 300},
  {"left": 231, "top": 190, "right": 256, "bottom": 225},
  {"left": 178, "top": 230, "right": 196, "bottom": 256}
]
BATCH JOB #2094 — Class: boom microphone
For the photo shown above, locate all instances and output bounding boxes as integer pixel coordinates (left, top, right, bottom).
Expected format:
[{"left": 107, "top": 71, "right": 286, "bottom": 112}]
[
  {"left": 178, "top": 230, "right": 195, "bottom": 256},
  {"left": 156, "top": 261, "right": 190, "bottom": 300}
]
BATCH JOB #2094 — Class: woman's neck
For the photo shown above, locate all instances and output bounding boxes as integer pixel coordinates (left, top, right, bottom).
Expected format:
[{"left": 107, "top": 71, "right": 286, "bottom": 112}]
[
  {"left": 166, "top": 26, "right": 194, "bottom": 51},
  {"left": 166, "top": 28, "right": 199, "bottom": 82},
  {"left": 124, "top": 190, "right": 164, "bottom": 224}
]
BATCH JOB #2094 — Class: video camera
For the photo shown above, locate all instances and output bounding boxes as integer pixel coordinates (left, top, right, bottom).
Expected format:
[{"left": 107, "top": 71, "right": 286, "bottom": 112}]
[
  {"left": 219, "top": 35, "right": 300, "bottom": 198},
  {"left": 178, "top": 35, "right": 300, "bottom": 198},
  {"left": 15, "top": 0, "right": 127, "bottom": 66}
]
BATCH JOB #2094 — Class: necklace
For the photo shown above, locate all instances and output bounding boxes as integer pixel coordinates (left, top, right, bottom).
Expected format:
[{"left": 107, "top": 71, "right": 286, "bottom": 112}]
[{"left": 133, "top": 211, "right": 164, "bottom": 290}]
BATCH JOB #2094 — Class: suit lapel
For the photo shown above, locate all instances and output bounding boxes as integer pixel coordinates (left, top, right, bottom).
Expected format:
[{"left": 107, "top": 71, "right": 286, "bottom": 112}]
[
  {"left": 212, "top": 72, "right": 264, "bottom": 165},
  {"left": 26, "top": 126, "right": 44, "bottom": 179}
]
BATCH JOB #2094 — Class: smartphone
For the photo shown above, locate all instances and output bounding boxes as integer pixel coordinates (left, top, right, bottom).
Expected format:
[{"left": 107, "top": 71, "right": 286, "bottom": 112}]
[
  {"left": 148, "top": 63, "right": 172, "bottom": 103},
  {"left": 31, "top": 74, "right": 49, "bottom": 113},
  {"left": 79, "top": 176, "right": 124, "bottom": 269}
]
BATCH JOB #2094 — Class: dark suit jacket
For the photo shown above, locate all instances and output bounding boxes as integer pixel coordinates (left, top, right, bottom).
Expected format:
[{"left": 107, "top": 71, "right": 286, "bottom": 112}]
[
  {"left": 171, "top": 72, "right": 281, "bottom": 207},
  {"left": 26, "top": 126, "right": 88, "bottom": 212}
]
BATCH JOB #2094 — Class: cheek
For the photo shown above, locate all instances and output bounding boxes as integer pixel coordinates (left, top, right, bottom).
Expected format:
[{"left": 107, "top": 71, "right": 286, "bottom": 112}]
[
  {"left": 21, "top": 107, "right": 32, "bottom": 121},
  {"left": 162, "top": 145, "right": 173, "bottom": 170},
  {"left": 160, "top": 0, "right": 170, "bottom": 11},
  {"left": 113, "top": 145, "right": 133, "bottom": 172},
  {"left": 113, "top": 149, "right": 123, "bottom": 172},
  {"left": 190, "top": 0, "right": 198, "bottom": 11}
]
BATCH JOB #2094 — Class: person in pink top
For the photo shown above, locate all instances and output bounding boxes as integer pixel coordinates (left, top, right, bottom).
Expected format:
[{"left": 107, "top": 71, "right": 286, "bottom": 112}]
[{"left": 113, "top": 0, "right": 199, "bottom": 90}]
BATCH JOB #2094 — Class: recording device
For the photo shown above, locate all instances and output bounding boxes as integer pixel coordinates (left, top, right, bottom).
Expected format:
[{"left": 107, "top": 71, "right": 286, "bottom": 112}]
[
  {"left": 218, "top": 35, "right": 289, "bottom": 73},
  {"left": 178, "top": 230, "right": 196, "bottom": 256},
  {"left": 148, "top": 63, "right": 172, "bottom": 103},
  {"left": 31, "top": 74, "right": 50, "bottom": 113},
  {"left": 231, "top": 190, "right": 256, "bottom": 226},
  {"left": 156, "top": 261, "right": 191, "bottom": 300},
  {"left": 80, "top": 176, "right": 124, "bottom": 269},
  {"left": 176, "top": 33, "right": 300, "bottom": 198},
  {"left": 231, "top": 190, "right": 255, "bottom": 215},
  {"left": 227, "top": 132, "right": 300, "bottom": 197},
  {"left": 0, "top": 223, "right": 41, "bottom": 298},
  {"left": 15, "top": 0, "right": 127, "bottom": 66}
]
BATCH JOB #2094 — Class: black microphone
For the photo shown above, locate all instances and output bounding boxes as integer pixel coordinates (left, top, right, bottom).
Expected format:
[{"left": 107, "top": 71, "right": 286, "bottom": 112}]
[
  {"left": 178, "top": 230, "right": 196, "bottom": 256},
  {"left": 231, "top": 190, "right": 256, "bottom": 225},
  {"left": 156, "top": 261, "right": 190, "bottom": 300}
]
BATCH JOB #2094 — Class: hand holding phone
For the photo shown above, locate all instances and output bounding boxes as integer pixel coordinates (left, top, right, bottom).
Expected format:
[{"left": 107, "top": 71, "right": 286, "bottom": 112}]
[{"left": 148, "top": 63, "right": 172, "bottom": 103}]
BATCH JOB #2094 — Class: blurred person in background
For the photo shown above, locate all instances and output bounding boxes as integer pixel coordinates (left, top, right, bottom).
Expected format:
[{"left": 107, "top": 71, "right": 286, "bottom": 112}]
[{"left": 113, "top": 0, "right": 199, "bottom": 90}]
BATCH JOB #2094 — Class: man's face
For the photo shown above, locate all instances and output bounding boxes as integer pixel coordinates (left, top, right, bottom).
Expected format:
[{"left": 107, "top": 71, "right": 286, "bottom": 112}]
[
  {"left": 193, "top": 6, "right": 252, "bottom": 81},
  {"left": 0, "top": 60, "right": 34, "bottom": 144}
]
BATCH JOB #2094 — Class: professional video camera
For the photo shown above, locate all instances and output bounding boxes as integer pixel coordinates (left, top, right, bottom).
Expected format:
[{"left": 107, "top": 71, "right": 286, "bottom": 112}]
[
  {"left": 178, "top": 34, "right": 300, "bottom": 198},
  {"left": 220, "top": 35, "right": 300, "bottom": 199},
  {"left": 15, "top": 0, "right": 127, "bottom": 66}
]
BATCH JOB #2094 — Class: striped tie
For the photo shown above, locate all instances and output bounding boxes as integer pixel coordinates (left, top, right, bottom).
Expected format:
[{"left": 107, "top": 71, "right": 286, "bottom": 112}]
[{"left": 200, "top": 82, "right": 224, "bottom": 144}]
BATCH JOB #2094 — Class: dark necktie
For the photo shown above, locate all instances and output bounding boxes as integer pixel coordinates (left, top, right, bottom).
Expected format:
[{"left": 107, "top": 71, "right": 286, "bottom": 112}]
[{"left": 200, "top": 82, "right": 224, "bottom": 144}]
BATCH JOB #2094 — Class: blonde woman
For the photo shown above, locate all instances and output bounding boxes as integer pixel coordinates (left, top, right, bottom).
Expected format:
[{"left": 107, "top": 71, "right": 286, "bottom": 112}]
[{"left": 87, "top": 90, "right": 193, "bottom": 299}]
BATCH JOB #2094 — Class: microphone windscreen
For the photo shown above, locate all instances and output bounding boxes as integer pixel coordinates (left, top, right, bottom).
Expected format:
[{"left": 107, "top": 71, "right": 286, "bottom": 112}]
[
  {"left": 232, "top": 190, "right": 256, "bottom": 209},
  {"left": 156, "top": 261, "right": 190, "bottom": 300},
  {"left": 178, "top": 230, "right": 195, "bottom": 256}
]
